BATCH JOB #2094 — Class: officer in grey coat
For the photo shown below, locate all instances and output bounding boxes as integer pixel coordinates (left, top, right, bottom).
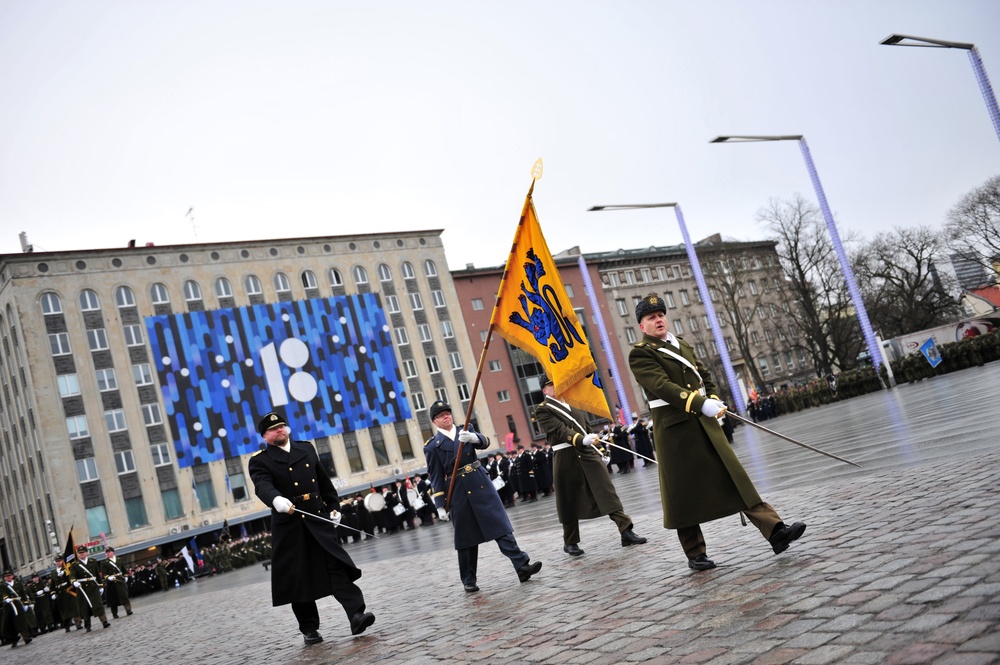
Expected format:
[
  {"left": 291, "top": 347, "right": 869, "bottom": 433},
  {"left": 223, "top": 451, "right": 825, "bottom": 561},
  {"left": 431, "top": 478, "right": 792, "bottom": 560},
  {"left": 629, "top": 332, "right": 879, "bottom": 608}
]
[{"left": 423, "top": 401, "right": 542, "bottom": 593}]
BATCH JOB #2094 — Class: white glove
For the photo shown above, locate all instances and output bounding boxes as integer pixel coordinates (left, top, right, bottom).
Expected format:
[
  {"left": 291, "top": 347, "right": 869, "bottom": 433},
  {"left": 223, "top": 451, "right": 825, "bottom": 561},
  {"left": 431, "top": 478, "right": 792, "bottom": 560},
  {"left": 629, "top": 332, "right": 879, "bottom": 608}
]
[
  {"left": 582, "top": 433, "right": 598, "bottom": 447},
  {"left": 700, "top": 399, "right": 727, "bottom": 418},
  {"left": 329, "top": 510, "right": 342, "bottom": 525},
  {"left": 437, "top": 507, "right": 449, "bottom": 521},
  {"left": 272, "top": 496, "right": 294, "bottom": 514},
  {"left": 51, "top": 594, "right": 56, "bottom": 601},
  {"left": 458, "top": 429, "right": 477, "bottom": 443},
  {"left": 3, "top": 597, "right": 10, "bottom": 603},
  {"left": 72, "top": 581, "right": 81, "bottom": 588}
]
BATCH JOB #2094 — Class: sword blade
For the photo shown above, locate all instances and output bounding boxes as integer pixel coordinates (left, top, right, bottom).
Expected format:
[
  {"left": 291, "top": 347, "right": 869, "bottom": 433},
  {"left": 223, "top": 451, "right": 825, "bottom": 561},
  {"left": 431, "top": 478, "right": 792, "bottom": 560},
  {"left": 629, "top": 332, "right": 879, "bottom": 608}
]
[
  {"left": 602, "top": 440, "right": 657, "bottom": 465},
  {"left": 727, "top": 412, "right": 862, "bottom": 468},
  {"left": 293, "top": 507, "right": 379, "bottom": 539}
]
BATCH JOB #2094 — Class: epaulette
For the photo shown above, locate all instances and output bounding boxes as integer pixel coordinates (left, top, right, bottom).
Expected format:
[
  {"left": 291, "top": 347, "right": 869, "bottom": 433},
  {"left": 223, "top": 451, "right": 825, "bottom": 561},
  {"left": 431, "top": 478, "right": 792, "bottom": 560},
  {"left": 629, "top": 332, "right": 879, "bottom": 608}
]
[
  {"left": 251, "top": 449, "right": 264, "bottom": 457},
  {"left": 634, "top": 341, "right": 645, "bottom": 348}
]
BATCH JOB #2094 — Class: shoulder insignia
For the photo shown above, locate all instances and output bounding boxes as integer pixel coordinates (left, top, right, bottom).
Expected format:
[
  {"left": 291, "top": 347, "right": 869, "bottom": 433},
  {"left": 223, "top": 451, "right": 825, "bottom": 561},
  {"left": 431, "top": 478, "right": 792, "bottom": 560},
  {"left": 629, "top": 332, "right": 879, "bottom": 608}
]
[
  {"left": 634, "top": 341, "right": 645, "bottom": 348},
  {"left": 251, "top": 449, "right": 264, "bottom": 457},
  {"left": 679, "top": 391, "right": 689, "bottom": 399}
]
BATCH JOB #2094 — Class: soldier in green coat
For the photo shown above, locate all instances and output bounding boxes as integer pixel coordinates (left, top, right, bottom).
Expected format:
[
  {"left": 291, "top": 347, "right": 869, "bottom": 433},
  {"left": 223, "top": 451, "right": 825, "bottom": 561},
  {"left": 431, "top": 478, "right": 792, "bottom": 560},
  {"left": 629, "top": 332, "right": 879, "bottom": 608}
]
[
  {"left": 69, "top": 545, "right": 110, "bottom": 631},
  {"left": 628, "top": 294, "right": 807, "bottom": 571}
]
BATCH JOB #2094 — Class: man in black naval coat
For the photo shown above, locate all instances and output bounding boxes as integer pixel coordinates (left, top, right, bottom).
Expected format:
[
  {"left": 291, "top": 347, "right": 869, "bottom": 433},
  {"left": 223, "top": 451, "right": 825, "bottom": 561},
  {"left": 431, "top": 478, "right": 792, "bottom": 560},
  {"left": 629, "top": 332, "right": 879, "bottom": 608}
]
[
  {"left": 423, "top": 400, "right": 542, "bottom": 593},
  {"left": 248, "top": 410, "right": 375, "bottom": 645}
]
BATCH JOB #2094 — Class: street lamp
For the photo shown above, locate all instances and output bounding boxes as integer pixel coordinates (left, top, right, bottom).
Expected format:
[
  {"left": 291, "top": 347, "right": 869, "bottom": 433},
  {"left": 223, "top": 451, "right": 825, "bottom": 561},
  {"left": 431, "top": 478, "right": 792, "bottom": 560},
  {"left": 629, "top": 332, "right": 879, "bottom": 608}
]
[
  {"left": 588, "top": 202, "right": 746, "bottom": 415},
  {"left": 710, "top": 135, "right": 884, "bottom": 379},
  {"left": 880, "top": 34, "right": 1000, "bottom": 144}
]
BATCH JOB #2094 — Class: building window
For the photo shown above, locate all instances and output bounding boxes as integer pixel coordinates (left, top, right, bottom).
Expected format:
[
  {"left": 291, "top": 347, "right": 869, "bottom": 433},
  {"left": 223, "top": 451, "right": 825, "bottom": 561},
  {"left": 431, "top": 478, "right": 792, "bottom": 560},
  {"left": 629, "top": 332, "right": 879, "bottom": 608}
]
[
  {"left": 124, "top": 496, "right": 149, "bottom": 529},
  {"left": 67, "top": 416, "right": 89, "bottom": 440},
  {"left": 497, "top": 390, "right": 511, "bottom": 402},
  {"left": 58, "top": 373, "right": 80, "bottom": 397},
  {"left": 471, "top": 298, "right": 484, "bottom": 311},
  {"left": 215, "top": 277, "right": 234, "bottom": 298},
  {"left": 696, "top": 343, "right": 707, "bottom": 356},
  {"left": 665, "top": 292, "right": 676, "bottom": 308},
  {"left": 488, "top": 360, "right": 502, "bottom": 372},
  {"left": 49, "top": 332, "right": 72, "bottom": 356},
  {"left": 76, "top": 457, "right": 98, "bottom": 481},
  {"left": 624, "top": 270, "right": 635, "bottom": 285},
  {"left": 441, "top": 321, "right": 454, "bottom": 338},
  {"left": 123, "top": 324, "right": 144, "bottom": 347},
  {"left": 245, "top": 275, "right": 263, "bottom": 296},
  {"left": 196, "top": 478, "right": 218, "bottom": 511},
  {"left": 758, "top": 356, "right": 770, "bottom": 377},
  {"left": 343, "top": 431, "right": 365, "bottom": 473},
  {"left": 456, "top": 383, "right": 471, "bottom": 401},
  {"left": 369, "top": 426, "right": 390, "bottom": 466},
  {"left": 402, "top": 359, "right": 418, "bottom": 378},
  {"left": 274, "top": 273, "right": 291, "bottom": 294},
  {"left": 784, "top": 351, "right": 794, "bottom": 369},
  {"left": 377, "top": 264, "right": 392, "bottom": 282},
  {"left": 161, "top": 488, "right": 183, "bottom": 520},
  {"left": 301, "top": 270, "right": 318, "bottom": 290},
  {"left": 625, "top": 327, "right": 637, "bottom": 344},
  {"left": 726, "top": 337, "right": 735, "bottom": 351},
  {"left": 96, "top": 368, "right": 118, "bottom": 392},
  {"left": 751, "top": 331, "right": 760, "bottom": 345},
  {"left": 394, "top": 327, "right": 410, "bottom": 346},
  {"left": 409, "top": 292, "right": 424, "bottom": 311},
  {"left": 115, "top": 450, "right": 136, "bottom": 474},
  {"left": 385, "top": 295, "right": 400, "bottom": 313},
  {"left": 401, "top": 262, "right": 415, "bottom": 279},
  {"left": 229, "top": 472, "right": 250, "bottom": 502},
  {"left": 679, "top": 290, "right": 690, "bottom": 306},
  {"left": 328, "top": 268, "right": 343, "bottom": 287},
  {"left": 411, "top": 392, "right": 426, "bottom": 412},
  {"left": 448, "top": 351, "right": 463, "bottom": 370},
  {"left": 151, "top": 443, "right": 171, "bottom": 466},
  {"left": 432, "top": 290, "right": 446, "bottom": 308},
  {"left": 395, "top": 421, "right": 414, "bottom": 460},
  {"left": 688, "top": 317, "right": 699, "bottom": 331},
  {"left": 657, "top": 267, "right": 668, "bottom": 281},
  {"left": 85, "top": 506, "right": 111, "bottom": 540},
  {"left": 115, "top": 286, "right": 136, "bottom": 308},
  {"left": 480, "top": 330, "right": 488, "bottom": 342},
  {"left": 772, "top": 354, "right": 782, "bottom": 372},
  {"left": 672, "top": 319, "right": 683, "bottom": 334},
  {"left": 672, "top": 266, "right": 681, "bottom": 279},
  {"left": 133, "top": 363, "right": 153, "bottom": 386},
  {"left": 764, "top": 329, "right": 774, "bottom": 343},
  {"left": 423, "top": 260, "right": 438, "bottom": 277},
  {"left": 616, "top": 299, "right": 628, "bottom": 316},
  {"left": 105, "top": 408, "right": 127, "bottom": 432},
  {"left": 183, "top": 280, "right": 203, "bottom": 303},
  {"left": 353, "top": 266, "right": 369, "bottom": 285},
  {"left": 748, "top": 280, "right": 758, "bottom": 295},
  {"left": 87, "top": 328, "right": 109, "bottom": 351},
  {"left": 151, "top": 283, "right": 170, "bottom": 304},
  {"left": 418, "top": 324, "right": 432, "bottom": 342},
  {"left": 607, "top": 273, "right": 619, "bottom": 287},
  {"left": 80, "top": 289, "right": 101, "bottom": 311},
  {"left": 640, "top": 268, "right": 651, "bottom": 283},
  {"left": 426, "top": 356, "right": 440, "bottom": 374},
  {"left": 40, "top": 292, "right": 63, "bottom": 314},
  {"left": 142, "top": 403, "right": 163, "bottom": 426}
]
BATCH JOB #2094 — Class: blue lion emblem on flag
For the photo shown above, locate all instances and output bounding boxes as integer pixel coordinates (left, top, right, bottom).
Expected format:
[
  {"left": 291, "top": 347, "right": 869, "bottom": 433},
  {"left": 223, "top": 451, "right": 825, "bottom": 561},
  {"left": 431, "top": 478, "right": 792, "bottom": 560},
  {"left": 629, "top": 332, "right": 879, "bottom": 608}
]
[{"left": 508, "top": 248, "right": 584, "bottom": 362}]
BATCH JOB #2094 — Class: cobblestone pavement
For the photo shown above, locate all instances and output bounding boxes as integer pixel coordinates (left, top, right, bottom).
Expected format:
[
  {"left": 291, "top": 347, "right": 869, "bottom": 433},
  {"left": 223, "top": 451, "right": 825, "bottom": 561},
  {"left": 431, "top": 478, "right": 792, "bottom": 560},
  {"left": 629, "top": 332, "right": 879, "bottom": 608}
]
[{"left": 10, "top": 366, "right": 1000, "bottom": 664}]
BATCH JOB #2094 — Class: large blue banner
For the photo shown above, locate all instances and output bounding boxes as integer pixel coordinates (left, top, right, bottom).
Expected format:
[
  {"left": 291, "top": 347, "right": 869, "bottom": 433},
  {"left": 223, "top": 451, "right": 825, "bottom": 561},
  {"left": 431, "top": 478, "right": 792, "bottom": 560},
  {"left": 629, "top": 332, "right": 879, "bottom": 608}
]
[{"left": 145, "top": 294, "right": 411, "bottom": 467}]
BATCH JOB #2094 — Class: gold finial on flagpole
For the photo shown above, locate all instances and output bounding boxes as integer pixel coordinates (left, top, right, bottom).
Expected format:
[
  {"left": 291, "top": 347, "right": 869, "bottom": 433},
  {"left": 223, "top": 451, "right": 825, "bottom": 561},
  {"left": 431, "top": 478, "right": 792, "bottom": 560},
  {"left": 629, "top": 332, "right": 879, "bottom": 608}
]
[{"left": 531, "top": 158, "right": 543, "bottom": 181}]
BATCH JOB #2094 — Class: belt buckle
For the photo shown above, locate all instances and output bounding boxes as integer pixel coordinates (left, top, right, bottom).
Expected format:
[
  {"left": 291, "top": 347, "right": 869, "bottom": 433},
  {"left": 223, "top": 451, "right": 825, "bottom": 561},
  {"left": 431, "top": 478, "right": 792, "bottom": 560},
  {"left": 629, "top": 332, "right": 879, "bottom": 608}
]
[{"left": 463, "top": 464, "right": 472, "bottom": 473}]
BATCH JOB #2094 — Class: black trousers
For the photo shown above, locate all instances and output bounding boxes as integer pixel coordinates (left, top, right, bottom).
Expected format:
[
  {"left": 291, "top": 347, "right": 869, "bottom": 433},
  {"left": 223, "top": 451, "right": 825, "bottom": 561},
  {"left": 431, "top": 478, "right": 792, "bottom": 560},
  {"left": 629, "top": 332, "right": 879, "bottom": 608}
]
[{"left": 290, "top": 550, "right": 366, "bottom": 634}]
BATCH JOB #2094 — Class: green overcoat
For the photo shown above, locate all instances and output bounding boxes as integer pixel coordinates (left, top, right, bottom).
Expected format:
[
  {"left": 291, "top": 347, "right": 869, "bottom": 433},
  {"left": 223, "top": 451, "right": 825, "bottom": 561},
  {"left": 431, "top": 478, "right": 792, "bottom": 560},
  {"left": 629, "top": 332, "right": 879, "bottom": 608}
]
[{"left": 629, "top": 333, "right": 762, "bottom": 529}]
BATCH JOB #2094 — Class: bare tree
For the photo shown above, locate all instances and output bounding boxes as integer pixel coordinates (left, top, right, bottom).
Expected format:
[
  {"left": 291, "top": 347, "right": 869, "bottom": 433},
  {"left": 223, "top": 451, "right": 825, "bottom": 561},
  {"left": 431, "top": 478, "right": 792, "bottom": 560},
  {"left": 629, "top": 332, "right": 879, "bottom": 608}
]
[
  {"left": 946, "top": 173, "right": 1000, "bottom": 287},
  {"left": 854, "top": 226, "right": 961, "bottom": 338},
  {"left": 758, "top": 195, "right": 863, "bottom": 375}
]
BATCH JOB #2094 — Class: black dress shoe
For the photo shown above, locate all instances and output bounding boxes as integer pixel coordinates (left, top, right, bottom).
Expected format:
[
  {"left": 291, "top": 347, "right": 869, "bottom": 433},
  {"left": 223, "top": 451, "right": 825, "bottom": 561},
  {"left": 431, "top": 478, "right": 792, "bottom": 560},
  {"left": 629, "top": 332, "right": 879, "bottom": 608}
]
[
  {"left": 517, "top": 560, "right": 542, "bottom": 582},
  {"left": 688, "top": 554, "right": 717, "bottom": 571},
  {"left": 620, "top": 528, "right": 648, "bottom": 546},
  {"left": 350, "top": 611, "right": 375, "bottom": 635},
  {"left": 464, "top": 584, "right": 480, "bottom": 593},
  {"left": 126, "top": 610, "right": 133, "bottom": 616},
  {"left": 563, "top": 544, "right": 585, "bottom": 557},
  {"left": 102, "top": 622, "right": 111, "bottom": 628},
  {"left": 303, "top": 630, "right": 324, "bottom": 645},
  {"left": 770, "top": 521, "right": 807, "bottom": 554}
]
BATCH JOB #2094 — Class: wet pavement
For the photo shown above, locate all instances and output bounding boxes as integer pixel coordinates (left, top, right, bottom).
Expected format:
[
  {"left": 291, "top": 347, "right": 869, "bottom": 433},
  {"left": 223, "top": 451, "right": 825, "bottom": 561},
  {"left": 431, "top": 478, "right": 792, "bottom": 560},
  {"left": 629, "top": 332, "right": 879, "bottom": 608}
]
[{"left": 9, "top": 363, "right": 1000, "bottom": 664}]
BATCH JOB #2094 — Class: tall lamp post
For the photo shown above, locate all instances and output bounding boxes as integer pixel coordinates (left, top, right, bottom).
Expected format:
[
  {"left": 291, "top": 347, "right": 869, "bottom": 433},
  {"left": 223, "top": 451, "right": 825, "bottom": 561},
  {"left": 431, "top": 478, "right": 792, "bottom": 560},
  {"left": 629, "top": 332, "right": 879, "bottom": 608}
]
[
  {"left": 710, "top": 135, "right": 883, "bottom": 379},
  {"left": 881, "top": 34, "right": 1000, "bottom": 144},
  {"left": 588, "top": 203, "right": 746, "bottom": 415}
]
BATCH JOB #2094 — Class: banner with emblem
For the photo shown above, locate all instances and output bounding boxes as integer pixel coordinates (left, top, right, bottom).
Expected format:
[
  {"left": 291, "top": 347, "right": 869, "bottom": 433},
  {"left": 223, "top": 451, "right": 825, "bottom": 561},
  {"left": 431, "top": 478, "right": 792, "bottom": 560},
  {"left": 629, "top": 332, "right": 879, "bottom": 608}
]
[{"left": 491, "top": 190, "right": 613, "bottom": 421}]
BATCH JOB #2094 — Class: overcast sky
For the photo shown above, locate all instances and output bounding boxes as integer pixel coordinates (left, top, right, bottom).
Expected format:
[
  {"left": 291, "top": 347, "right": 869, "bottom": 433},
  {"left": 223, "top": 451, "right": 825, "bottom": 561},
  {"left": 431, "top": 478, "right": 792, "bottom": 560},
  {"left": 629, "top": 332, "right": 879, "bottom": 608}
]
[{"left": 2, "top": 1, "right": 997, "bottom": 270}]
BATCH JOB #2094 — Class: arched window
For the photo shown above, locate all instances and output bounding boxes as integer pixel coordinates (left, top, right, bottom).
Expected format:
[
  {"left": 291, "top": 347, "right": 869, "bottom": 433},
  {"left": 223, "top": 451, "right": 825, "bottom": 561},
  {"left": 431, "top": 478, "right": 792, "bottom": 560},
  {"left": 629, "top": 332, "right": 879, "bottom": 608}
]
[
  {"left": 79, "top": 289, "right": 101, "bottom": 311},
  {"left": 115, "top": 286, "right": 136, "bottom": 308},
  {"left": 183, "top": 281, "right": 203, "bottom": 303},
  {"left": 328, "top": 268, "right": 343, "bottom": 287},
  {"left": 424, "top": 259, "right": 437, "bottom": 277},
  {"left": 40, "top": 292, "right": 62, "bottom": 315},
  {"left": 301, "top": 270, "right": 318, "bottom": 289},
  {"left": 401, "top": 262, "right": 415, "bottom": 279},
  {"left": 377, "top": 264, "right": 392, "bottom": 282},
  {"left": 215, "top": 278, "right": 233, "bottom": 298},
  {"left": 245, "top": 275, "right": 263, "bottom": 296},
  {"left": 150, "top": 284, "right": 170, "bottom": 305},
  {"left": 274, "top": 273, "right": 291, "bottom": 293},
  {"left": 353, "top": 266, "right": 368, "bottom": 285}
]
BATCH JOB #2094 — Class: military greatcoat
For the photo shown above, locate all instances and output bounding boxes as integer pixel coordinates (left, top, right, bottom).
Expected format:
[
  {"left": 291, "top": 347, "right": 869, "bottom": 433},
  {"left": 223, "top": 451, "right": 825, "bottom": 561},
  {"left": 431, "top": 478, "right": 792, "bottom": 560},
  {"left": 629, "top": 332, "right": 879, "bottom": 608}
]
[
  {"left": 248, "top": 439, "right": 361, "bottom": 606},
  {"left": 424, "top": 427, "right": 512, "bottom": 550},
  {"left": 533, "top": 396, "right": 624, "bottom": 523},
  {"left": 629, "top": 333, "right": 762, "bottom": 529}
]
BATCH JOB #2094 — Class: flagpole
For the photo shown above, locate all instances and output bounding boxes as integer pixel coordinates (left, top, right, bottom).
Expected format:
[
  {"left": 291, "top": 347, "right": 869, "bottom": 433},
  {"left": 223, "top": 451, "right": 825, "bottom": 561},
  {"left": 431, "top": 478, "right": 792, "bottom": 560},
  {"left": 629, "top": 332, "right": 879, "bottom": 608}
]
[{"left": 446, "top": 163, "right": 541, "bottom": 510}]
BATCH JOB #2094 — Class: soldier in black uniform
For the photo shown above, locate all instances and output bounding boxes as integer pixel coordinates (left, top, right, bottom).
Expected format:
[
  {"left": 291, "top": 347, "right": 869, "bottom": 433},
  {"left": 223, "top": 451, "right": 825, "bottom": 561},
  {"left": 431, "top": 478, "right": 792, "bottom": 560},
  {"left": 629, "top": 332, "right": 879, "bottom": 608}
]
[
  {"left": 1, "top": 569, "right": 33, "bottom": 648},
  {"left": 248, "top": 410, "right": 375, "bottom": 645}
]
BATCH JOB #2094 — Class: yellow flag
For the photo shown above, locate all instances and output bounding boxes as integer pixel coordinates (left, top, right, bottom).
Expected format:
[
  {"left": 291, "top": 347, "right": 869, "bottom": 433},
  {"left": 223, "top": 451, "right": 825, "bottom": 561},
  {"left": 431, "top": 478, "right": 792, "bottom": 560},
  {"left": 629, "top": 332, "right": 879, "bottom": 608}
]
[{"left": 492, "top": 193, "right": 612, "bottom": 421}]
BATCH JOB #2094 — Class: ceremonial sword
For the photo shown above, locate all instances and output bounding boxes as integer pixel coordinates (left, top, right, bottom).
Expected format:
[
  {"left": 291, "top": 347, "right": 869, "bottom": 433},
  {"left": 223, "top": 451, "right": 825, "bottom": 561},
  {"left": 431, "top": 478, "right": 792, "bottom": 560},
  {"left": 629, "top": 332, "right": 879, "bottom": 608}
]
[
  {"left": 599, "top": 439, "right": 657, "bottom": 465},
  {"left": 726, "top": 411, "right": 862, "bottom": 467},
  {"left": 291, "top": 507, "right": 380, "bottom": 539}
]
